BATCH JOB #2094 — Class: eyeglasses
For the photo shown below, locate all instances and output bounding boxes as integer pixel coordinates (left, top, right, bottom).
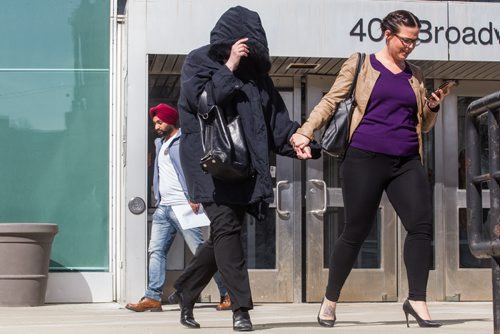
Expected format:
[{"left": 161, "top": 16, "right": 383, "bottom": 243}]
[{"left": 394, "top": 34, "right": 421, "bottom": 47}]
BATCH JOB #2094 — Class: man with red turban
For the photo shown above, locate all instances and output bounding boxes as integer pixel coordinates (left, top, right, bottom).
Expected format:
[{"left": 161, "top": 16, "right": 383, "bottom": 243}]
[{"left": 125, "top": 103, "right": 230, "bottom": 313}]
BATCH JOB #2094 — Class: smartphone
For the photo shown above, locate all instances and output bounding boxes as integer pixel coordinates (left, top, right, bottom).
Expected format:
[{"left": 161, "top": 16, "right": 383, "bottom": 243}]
[{"left": 429, "top": 80, "right": 458, "bottom": 98}]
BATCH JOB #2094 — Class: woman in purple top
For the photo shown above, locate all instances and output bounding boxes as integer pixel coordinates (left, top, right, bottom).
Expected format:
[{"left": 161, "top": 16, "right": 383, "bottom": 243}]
[{"left": 290, "top": 10, "right": 452, "bottom": 328}]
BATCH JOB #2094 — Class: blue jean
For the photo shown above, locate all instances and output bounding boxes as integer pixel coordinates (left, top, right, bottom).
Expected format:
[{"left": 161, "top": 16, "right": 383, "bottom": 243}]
[{"left": 144, "top": 205, "right": 227, "bottom": 301}]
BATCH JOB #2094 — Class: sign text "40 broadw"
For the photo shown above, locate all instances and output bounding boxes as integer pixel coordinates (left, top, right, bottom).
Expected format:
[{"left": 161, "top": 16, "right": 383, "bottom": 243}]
[{"left": 350, "top": 18, "right": 499, "bottom": 45}]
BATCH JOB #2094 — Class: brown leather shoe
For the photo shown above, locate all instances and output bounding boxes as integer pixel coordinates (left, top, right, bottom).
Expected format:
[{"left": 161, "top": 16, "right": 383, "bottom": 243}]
[
  {"left": 125, "top": 297, "right": 162, "bottom": 312},
  {"left": 216, "top": 294, "right": 231, "bottom": 311}
]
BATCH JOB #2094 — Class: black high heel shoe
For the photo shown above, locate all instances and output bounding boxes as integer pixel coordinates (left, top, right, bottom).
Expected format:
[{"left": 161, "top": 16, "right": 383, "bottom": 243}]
[
  {"left": 403, "top": 299, "right": 442, "bottom": 328},
  {"left": 317, "top": 298, "right": 336, "bottom": 327}
]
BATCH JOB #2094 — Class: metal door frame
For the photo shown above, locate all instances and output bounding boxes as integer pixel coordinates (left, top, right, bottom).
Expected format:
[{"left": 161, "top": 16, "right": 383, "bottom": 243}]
[
  {"left": 188, "top": 78, "right": 303, "bottom": 303},
  {"left": 120, "top": 0, "right": 149, "bottom": 304},
  {"left": 144, "top": 75, "right": 303, "bottom": 303},
  {"left": 439, "top": 80, "right": 500, "bottom": 301},
  {"left": 304, "top": 75, "right": 398, "bottom": 302}
]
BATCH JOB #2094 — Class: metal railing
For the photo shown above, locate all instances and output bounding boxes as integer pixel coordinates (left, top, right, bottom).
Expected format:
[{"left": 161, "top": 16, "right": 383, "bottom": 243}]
[{"left": 466, "top": 91, "right": 500, "bottom": 333}]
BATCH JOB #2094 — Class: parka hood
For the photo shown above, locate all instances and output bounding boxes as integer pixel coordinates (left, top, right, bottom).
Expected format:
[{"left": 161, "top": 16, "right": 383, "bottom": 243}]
[{"left": 209, "top": 6, "right": 271, "bottom": 76}]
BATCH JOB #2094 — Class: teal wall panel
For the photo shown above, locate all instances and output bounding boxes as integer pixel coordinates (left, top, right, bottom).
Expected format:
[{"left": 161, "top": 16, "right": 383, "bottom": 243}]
[
  {"left": 0, "top": 0, "right": 110, "bottom": 271},
  {"left": 0, "top": 0, "right": 109, "bottom": 69}
]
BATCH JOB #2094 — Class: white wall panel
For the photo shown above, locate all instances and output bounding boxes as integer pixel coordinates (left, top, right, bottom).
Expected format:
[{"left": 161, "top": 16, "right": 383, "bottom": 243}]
[
  {"left": 448, "top": 2, "right": 500, "bottom": 61},
  {"left": 143, "top": 0, "right": 498, "bottom": 61},
  {"left": 123, "top": 0, "right": 148, "bottom": 304}
]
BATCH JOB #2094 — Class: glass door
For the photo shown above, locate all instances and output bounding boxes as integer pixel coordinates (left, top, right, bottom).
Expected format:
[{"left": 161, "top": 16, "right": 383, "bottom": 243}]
[
  {"left": 155, "top": 73, "right": 301, "bottom": 302},
  {"left": 244, "top": 87, "right": 301, "bottom": 302},
  {"left": 440, "top": 80, "right": 500, "bottom": 301},
  {"left": 304, "top": 75, "right": 398, "bottom": 302}
]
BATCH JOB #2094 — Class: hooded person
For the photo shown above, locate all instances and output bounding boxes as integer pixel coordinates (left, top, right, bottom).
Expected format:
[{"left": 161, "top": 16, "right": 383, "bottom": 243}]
[{"left": 172, "top": 5, "right": 319, "bottom": 332}]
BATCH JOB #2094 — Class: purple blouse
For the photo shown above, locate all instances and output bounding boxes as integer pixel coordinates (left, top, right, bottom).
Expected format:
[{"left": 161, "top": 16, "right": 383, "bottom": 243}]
[{"left": 350, "top": 54, "right": 419, "bottom": 157}]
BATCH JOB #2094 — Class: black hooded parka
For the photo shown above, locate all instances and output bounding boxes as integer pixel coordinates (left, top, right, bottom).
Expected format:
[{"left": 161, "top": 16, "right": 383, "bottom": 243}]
[{"left": 178, "top": 6, "right": 307, "bottom": 208}]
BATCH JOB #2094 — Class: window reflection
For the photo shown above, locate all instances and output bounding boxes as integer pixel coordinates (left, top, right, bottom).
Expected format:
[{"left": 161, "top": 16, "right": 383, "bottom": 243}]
[
  {"left": 422, "top": 130, "right": 435, "bottom": 186},
  {"left": 323, "top": 155, "right": 342, "bottom": 188},
  {"left": 241, "top": 210, "right": 276, "bottom": 269},
  {"left": 457, "top": 96, "right": 490, "bottom": 189},
  {"left": 323, "top": 207, "right": 381, "bottom": 269},
  {"left": 0, "top": 73, "right": 74, "bottom": 131},
  {"left": 0, "top": 0, "right": 110, "bottom": 271},
  {"left": 423, "top": 79, "right": 436, "bottom": 186}
]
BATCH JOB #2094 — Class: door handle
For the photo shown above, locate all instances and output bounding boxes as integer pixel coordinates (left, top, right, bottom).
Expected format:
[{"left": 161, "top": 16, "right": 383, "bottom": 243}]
[
  {"left": 309, "top": 179, "right": 327, "bottom": 215},
  {"left": 276, "top": 180, "right": 290, "bottom": 218}
]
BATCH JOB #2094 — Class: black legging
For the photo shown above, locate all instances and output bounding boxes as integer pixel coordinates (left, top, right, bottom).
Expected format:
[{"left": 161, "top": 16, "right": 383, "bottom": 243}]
[{"left": 325, "top": 147, "right": 433, "bottom": 302}]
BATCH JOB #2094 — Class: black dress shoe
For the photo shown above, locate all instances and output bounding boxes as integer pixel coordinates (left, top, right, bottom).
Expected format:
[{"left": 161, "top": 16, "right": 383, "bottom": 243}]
[
  {"left": 175, "top": 291, "right": 200, "bottom": 329},
  {"left": 233, "top": 311, "right": 253, "bottom": 331}
]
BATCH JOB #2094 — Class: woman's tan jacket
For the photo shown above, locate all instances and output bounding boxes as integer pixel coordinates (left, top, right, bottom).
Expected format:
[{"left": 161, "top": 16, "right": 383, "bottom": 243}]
[{"left": 296, "top": 52, "right": 438, "bottom": 160}]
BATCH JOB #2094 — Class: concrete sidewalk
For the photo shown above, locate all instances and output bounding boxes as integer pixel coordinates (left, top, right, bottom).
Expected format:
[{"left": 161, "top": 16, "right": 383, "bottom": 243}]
[{"left": 0, "top": 302, "right": 493, "bottom": 334}]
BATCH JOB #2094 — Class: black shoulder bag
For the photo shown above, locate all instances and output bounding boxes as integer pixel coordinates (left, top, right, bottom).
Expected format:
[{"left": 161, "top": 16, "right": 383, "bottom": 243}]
[
  {"left": 198, "top": 90, "right": 254, "bottom": 181},
  {"left": 320, "top": 52, "right": 365, "bottom": 158}
]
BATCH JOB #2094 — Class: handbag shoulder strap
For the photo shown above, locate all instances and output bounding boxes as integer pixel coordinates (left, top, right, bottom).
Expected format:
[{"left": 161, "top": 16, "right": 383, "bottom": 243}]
[
  {"left": 348, "top": 52, "right": 365, "bottom": 97},
  {"left": 198, "top": 90, "right": 209, "bottom": 117}
]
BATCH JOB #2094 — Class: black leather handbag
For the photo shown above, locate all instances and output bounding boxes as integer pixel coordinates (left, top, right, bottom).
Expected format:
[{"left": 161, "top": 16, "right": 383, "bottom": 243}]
[
  {"left": 198, "top": 90, "right": 254, "bottom": 181},
  {"left": 321, "top": 53, "right": 365, "bottom": 158}
]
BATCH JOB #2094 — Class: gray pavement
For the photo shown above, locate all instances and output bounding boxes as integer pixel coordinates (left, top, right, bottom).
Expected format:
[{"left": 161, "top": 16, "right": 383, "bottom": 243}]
[{"left": 0, "top": 301, "right": 493, "bottom": 334}]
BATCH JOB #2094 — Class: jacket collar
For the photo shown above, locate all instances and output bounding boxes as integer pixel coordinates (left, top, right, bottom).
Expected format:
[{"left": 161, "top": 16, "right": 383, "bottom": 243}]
[{"left": 162, "top": 128, "right": 182, "bottom": 147}]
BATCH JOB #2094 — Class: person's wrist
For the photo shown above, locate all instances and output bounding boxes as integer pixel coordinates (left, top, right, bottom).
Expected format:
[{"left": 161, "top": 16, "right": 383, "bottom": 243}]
[
  {"left": 296, "top": 132, "right": 312, "bottom": 141},
  {"left": 225, "top": 60, "right": 237, "bottom": 72},
  {"left": 427, "top": 100, "right": 440, "bottom": 112}
]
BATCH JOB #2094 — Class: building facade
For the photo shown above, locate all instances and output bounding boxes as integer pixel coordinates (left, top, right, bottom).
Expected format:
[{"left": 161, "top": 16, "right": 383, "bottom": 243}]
[{"left": 0, "top": 0, "right": 499, "bottom": 304}]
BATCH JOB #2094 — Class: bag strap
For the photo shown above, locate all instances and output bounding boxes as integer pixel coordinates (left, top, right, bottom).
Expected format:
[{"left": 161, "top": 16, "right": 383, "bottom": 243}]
[
  {"left": 347, "top": 52, "right": 365, "bottom": 98},
  {"left": 198, "top": 90, "right": 209, "bottom": 119}
]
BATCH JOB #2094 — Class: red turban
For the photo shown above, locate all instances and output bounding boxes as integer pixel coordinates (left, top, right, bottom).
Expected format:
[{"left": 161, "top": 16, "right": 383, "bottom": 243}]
[{"left": 149, "top": 103, "right": 179, "bottom": 125}]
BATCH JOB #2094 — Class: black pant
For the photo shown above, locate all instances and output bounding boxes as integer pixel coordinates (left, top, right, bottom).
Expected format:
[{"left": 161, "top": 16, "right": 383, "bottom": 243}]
[
  {"left": 325, "top": 147, "right": 433, "bottom": 302},
  {"left": 174, "top": 202, "right": 253, "bottom": 311}
]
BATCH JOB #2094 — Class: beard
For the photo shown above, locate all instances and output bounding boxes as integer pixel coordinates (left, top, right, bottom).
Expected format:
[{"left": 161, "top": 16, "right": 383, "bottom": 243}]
[{"left": 156, "top": 124, "right": 175, "bottom": 138}]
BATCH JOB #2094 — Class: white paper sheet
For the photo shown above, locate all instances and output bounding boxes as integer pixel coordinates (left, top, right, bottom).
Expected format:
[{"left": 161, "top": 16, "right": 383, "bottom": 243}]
[{"left": 171, "top": 204, "right": 210, "bottom": 230}]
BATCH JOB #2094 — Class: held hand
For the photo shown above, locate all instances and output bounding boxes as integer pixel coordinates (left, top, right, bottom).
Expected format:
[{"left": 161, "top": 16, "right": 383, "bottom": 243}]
[
  {"left": 225, "top": 38, "right": 249, "bottom": 72},
  {"left": 290, "top": 133, "right": 311, "bottom": 149},
  {"left": 296, "top": 145, "right": 313, "bottom": 160},
  {"left": 290, "top": 133, "right": 313, "bottom": 160},
  {"left": 188, "top": 201, "right": 200, "bottom": 214}
]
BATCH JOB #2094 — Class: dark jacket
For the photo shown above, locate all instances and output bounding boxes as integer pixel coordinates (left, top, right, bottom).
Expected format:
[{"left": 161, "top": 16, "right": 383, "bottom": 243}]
[{"left": 178, "top": 6, "right": 316, "bottom": 207}]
